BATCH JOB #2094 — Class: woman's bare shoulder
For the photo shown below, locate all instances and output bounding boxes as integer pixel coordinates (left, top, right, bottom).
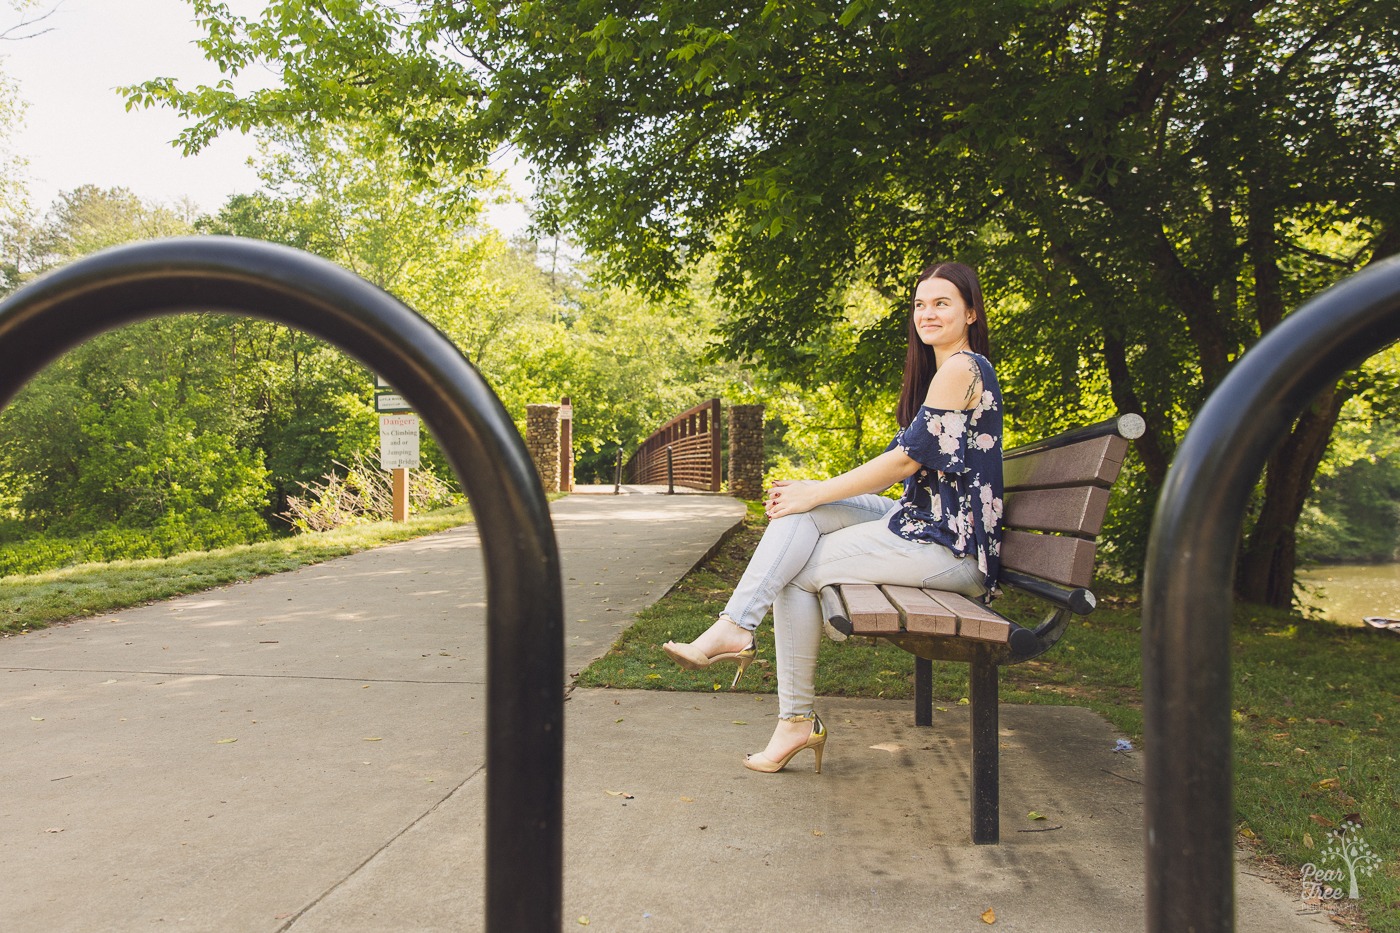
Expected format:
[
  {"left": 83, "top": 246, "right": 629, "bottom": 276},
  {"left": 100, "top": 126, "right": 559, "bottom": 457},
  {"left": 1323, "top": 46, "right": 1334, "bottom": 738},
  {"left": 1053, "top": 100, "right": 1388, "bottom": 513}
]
[{"left": 924, "top": 352, "right": 984, "bottom": 410}]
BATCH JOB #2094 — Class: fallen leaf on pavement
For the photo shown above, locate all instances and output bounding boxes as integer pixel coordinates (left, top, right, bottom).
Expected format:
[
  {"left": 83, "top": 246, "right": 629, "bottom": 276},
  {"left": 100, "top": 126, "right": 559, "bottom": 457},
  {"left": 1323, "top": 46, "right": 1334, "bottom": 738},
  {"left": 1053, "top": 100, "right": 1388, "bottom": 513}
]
[
  {"left": 216, "top": 738, "right": 237, "bottom": 744},
  {"left": 982, "top": 907, "right": 996, "bottom": 923},
  {"left": 363, "top": 737, "right": 383, "bottom": 742},
  {"left": 1027, "top": 811, "right": 1047, "bottom": 821},
  {"left": 605, "top": 790, "right": 635, "bottom": 799}
]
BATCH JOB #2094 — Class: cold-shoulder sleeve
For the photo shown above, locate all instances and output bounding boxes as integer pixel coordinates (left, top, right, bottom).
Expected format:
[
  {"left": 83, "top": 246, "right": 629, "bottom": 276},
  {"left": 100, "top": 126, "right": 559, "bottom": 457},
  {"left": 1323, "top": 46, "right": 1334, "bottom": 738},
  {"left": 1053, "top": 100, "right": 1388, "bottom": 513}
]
[{"left": 897, "top": 406, "right": 974, "bottom": 475}]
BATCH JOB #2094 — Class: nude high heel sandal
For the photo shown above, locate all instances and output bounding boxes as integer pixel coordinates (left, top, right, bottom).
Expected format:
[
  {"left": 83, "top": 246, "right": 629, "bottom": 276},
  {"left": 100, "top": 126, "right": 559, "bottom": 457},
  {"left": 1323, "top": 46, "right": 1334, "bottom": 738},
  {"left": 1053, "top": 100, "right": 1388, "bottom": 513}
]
[
  {"left": 743, "top": 712, "right": 827, "bottom": 773},
  {"left": 662, "top": 639, "right": 757, "bottom": 687},
  {"left": 661, "top": 619, "right": 758, "bottom": 687}
]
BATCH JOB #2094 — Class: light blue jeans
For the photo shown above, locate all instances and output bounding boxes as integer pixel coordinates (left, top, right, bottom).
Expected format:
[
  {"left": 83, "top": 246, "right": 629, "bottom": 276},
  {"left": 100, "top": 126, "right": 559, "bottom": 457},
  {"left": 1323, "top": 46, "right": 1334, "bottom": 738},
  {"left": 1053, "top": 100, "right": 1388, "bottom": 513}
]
[{"left": 723, "top": 495, "right": 985, "bottom": 718}]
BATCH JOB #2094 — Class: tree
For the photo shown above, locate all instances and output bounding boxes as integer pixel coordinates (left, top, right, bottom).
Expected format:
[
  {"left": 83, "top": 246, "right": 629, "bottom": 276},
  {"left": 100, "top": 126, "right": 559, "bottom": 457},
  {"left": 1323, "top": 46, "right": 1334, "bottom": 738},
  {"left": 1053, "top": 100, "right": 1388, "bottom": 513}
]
[
  {"left": 0, "top": 0, "right": 44, "bottom": 290},
  {"left": 0, "top": 186, "right": 273, "bottom": 541},
  {"left": 127, "top": 1, "right": 1400, "bottom": 604},
  {"left": 1296, "top": 343, "right": 1400, "bottom": 565},
  {"left": 24, "top": 185, "right": 196, "bottom": 264},
  {"left": 193, "top": 124, "right": 494, "bottom": 508},
  {"left": 555, "top": 260, "right": 743, "bottom": 481},
  {"left": 194, "top": 124, "right": 723, "bottom": 496}
]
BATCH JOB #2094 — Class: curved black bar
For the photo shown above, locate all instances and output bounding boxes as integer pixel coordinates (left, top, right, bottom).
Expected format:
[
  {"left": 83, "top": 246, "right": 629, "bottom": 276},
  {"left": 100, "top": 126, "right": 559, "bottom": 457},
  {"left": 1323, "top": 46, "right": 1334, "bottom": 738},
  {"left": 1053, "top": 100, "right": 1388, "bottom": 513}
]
[
  {"left": 0, "top": 236, "right": 564, "bottom": 931},
  {"left": 1142, "top": 254, "right": 1400, "bottom": 932}
]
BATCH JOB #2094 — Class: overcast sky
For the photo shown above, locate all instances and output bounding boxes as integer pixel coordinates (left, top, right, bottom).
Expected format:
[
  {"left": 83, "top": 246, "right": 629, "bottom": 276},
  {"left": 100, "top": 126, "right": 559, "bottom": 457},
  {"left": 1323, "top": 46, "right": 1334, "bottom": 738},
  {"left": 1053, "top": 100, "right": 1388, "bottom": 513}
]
[
  {"left": 2, "top": 0, "right": 527, "bottom": 231},
  {"left": 4, "top": 0, "right": 266, "bottom": 213}
]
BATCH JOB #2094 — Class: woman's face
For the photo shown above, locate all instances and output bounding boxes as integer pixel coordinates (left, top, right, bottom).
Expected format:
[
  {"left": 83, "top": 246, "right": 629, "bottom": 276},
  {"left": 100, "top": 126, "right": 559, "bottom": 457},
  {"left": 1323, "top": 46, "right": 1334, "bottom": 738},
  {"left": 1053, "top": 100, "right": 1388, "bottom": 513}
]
[{"left": 912, "top": 275, "right": 976, "bottom": 352}]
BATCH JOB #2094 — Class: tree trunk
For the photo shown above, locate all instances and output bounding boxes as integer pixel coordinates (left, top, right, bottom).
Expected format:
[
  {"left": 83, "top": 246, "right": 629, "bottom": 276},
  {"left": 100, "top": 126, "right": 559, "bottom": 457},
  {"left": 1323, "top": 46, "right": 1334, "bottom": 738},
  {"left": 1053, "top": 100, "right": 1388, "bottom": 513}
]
[
  {"left": 1236, "top": 382, "right": 1348, "bottom": 607},
  {"left": 1233, "top": 219, "right": 1392, "bottom": 607},
  {"left": 1041, "top": 238, "right": 1173, "bottom": 486},
  {"left": 1102, "top": 324, "right": 1171, "bottom": 486}
]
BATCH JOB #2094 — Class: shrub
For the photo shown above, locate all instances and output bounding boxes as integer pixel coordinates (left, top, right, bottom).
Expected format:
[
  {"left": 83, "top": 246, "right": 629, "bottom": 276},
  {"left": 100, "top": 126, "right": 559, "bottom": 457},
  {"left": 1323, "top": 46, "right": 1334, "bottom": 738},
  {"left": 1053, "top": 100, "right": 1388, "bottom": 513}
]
[
  {"left": 0, "top": 512, "right": 273, "bottom": 578},
  {"left": 278, "top": 452, "right": 461, "bottom": 533}
]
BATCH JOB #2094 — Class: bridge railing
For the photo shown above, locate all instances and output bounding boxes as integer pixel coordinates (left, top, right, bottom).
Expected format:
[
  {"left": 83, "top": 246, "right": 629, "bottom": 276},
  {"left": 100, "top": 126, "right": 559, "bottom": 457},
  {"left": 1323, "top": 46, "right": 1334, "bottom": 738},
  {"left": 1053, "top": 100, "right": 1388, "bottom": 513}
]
[{"left": 625, "top": 398, "right": 722, "bottom": 491}]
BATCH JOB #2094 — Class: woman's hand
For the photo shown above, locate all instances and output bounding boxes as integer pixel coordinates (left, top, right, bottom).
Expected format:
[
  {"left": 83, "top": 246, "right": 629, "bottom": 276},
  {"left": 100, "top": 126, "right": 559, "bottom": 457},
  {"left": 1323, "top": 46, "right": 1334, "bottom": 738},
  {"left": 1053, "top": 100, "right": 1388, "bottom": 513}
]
[
  {"left": 763, "top": 449, "right": 920, "bottom": 519},
  {"left": 765, "top": 479, "right": 822, "bottom": 519}
]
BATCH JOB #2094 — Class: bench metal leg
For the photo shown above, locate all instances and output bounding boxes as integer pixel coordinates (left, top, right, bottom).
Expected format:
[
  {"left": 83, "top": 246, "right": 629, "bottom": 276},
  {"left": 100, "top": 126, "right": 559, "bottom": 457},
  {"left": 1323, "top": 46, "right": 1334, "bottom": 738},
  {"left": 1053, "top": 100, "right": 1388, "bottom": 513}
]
[
  {"left": 914, "top": 657, "right": 933, "bottom": 726},
  {"left": 969, "top": 649, "right": 999, "bottom": 844}
]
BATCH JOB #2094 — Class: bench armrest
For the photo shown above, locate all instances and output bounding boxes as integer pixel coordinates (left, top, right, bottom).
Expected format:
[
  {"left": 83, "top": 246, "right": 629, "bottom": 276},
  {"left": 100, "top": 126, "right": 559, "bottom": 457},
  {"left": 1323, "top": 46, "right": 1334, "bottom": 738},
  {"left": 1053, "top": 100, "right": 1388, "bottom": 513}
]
[
  {"left": 819, "top": 585, "right": 853, "bottom": 637},
  {"left": 999, "top": 569, "right": 1097, "bottom": 615}
]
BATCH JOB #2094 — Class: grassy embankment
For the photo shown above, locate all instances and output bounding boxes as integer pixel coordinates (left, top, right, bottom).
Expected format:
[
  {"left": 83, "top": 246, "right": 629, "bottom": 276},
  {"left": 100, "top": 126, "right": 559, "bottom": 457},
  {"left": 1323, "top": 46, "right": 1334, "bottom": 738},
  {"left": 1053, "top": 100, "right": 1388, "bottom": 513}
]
[
  {"left": 0, "top": 504, "right": 472, "bottom": 636},
  {"left": 576, "top": 504, "right": 1400, "bottom": 933}
]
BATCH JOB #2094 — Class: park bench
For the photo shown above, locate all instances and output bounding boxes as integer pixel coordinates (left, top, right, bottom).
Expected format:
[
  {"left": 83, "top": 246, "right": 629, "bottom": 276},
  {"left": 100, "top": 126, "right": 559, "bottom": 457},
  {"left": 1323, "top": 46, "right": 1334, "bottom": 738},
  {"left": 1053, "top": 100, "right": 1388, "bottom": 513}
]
[{"left": 819, "top": 414, "right": 1144, "bottom": 844}]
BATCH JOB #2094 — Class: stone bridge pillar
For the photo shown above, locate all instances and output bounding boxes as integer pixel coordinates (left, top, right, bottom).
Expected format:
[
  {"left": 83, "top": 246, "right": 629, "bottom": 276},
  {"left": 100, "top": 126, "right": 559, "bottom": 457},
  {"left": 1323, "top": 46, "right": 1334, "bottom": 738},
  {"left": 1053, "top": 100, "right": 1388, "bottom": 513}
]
[
  {"left": 527, "top": 403, "right": 561, "bottom": 493},
  {"left": 728, "top": 404, "right": 765, "bottom": 500}
]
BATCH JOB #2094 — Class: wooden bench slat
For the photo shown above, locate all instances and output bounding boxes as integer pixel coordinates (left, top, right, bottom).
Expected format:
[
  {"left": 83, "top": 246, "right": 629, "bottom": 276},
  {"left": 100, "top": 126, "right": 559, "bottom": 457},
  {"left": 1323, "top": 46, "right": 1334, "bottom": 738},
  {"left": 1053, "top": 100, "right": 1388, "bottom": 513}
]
[
  {"left": 1003, "top": 485, "right": 1111, "bottom": 536},
  {"left": 1000, "top": 529, "right": 1098, "bottom": 587},
  {"left": 881, "top": 585, "right": 957, "bottom": 636},
  {"left": 841, "top": 584, "right": 901, "bottom": 634},
  {"left": 1003, "top": 434, "right": 1129, "bottom": 490},
  {"left": 924, "top": 590, "right": 1013, "bottom": 644}
]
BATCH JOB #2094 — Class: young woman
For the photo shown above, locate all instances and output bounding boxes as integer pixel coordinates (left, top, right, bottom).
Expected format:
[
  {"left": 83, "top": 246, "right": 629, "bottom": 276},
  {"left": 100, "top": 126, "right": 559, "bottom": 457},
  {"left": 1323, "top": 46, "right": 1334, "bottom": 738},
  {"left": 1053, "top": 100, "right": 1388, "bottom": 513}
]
[{"left": 662, "top": 261, "right": 1004, "bottom": 773}]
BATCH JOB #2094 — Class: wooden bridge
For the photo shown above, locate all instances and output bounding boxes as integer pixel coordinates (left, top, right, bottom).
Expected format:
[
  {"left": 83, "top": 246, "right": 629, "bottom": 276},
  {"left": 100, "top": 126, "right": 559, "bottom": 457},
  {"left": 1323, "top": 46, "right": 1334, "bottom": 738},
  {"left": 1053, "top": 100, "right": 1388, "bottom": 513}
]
[{"left": 624, "top": 399, "right": 722, "bottom": 492}]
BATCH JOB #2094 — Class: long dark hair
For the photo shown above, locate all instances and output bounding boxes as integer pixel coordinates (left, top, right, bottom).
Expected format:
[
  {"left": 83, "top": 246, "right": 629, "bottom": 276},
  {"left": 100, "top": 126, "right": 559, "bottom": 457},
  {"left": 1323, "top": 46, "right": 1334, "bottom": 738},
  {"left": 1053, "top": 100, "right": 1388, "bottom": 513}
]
[{"left": 896, "top": 261, "right": 990, "bottom": 427}]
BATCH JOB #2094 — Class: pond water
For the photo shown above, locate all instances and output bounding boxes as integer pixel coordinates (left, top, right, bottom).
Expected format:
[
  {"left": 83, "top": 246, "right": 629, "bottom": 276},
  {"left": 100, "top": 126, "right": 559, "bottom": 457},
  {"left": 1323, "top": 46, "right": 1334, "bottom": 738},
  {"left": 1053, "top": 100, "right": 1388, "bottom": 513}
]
[{"left": 1295, "top": 562, "right": 1400, "bottom": 626}]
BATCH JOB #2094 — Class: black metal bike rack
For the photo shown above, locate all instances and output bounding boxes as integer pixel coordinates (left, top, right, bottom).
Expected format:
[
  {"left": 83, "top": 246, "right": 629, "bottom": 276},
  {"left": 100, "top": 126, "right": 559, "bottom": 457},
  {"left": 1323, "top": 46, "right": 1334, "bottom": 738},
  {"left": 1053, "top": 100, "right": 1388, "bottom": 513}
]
[
  {"left": 0, "top": 236, "right": 564, "bottom": 931},
  {"left": 1142, "top": 253, "right": 1400, "bottom": 931}
]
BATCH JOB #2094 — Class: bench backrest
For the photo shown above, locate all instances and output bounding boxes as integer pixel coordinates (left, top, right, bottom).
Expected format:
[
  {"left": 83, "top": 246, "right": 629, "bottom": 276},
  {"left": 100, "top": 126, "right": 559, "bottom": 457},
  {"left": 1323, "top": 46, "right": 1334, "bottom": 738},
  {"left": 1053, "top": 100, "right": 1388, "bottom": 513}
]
[{"left": 1000, "top": 432, "right": 1130, "bottom": 588}]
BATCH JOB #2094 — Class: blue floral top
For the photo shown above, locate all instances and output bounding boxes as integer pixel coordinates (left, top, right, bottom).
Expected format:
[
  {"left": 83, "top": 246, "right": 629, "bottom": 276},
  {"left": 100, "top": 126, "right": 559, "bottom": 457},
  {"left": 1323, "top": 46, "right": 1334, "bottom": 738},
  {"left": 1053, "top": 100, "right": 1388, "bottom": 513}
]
[{"left": 886, "top": 351, "right": 1004, "bottom": 594}]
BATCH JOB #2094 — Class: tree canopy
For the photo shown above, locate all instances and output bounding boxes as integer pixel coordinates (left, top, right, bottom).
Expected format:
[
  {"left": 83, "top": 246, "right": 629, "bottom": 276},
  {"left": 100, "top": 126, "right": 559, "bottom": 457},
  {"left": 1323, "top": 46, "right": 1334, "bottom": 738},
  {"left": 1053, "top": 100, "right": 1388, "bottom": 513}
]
[
  {"left": 125, "top": 0, "right": 1400, "bottom": 604},
  {"left": 0, "top": 122, "right": 751, "bottom": 576}
]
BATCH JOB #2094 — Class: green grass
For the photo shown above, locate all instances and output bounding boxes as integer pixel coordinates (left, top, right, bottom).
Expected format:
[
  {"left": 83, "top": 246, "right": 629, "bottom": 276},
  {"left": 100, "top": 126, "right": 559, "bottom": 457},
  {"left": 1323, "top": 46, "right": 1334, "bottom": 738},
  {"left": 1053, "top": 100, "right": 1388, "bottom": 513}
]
[
  {"left": 577, "top": 513, "right": 1400, "bottom": 932},
  {"left": 0, "top": 505, "right": 473, "bottom": 635}
]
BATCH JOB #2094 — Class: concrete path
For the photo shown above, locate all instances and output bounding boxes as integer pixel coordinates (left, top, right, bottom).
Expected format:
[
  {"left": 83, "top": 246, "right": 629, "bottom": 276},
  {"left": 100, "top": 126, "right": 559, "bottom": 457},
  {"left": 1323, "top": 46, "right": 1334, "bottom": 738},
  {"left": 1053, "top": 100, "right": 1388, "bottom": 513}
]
[{"left": 0, "top": 492, "right": 1331, "bottom": 931}]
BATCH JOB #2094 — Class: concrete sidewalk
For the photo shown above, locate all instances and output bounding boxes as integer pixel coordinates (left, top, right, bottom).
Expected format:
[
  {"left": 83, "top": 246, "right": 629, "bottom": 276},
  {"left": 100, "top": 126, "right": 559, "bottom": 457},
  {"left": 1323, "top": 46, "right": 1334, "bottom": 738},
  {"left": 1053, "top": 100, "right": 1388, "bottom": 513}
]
[{"left": 0, "top": 493, "right": 1329, "bottom": 931}]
